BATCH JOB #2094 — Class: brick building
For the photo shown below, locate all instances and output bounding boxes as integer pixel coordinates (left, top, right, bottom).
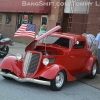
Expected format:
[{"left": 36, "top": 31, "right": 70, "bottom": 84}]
[
  {"left": 0, "top": 0, "right": 63, "bottom": 43},
  {"left": 0, "top": 0, "right": 100, "bottom": 43},
  {"left": 62, "top": 0, "right": 100, "bottom": 36}
]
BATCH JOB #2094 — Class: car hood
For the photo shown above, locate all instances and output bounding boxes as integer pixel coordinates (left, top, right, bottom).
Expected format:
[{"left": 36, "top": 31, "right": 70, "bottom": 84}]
[
  {"left": 25, "top": 26, "right": 61, "bottom": 51},
  {"left": 35, "top": 25, "right": 61, "bottom": 41}
]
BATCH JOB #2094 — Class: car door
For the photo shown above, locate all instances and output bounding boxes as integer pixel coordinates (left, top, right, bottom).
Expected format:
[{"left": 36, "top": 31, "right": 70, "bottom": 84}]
[{"left": 66, "top": 41, "right": 89, "bottom": 74}]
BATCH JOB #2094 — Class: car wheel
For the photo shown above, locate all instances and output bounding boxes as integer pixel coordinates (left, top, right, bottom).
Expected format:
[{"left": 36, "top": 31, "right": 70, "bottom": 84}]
[
  {"left": 50, "top": 71, "right": 65, "bottom": 91},
  {"left": 88, "top": 61, "right": 97, "bottom": 79}
]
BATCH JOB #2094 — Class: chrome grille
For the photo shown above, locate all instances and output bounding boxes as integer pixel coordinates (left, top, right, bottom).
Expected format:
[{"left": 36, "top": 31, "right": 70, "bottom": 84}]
[{"left": 23, "top": 52, "right": 40, "bottom": 77}]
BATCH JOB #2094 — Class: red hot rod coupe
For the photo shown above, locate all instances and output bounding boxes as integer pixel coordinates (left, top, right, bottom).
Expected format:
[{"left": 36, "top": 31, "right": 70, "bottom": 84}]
[{"left": 0, "top": 26, "right": 99, "bottom": 91}]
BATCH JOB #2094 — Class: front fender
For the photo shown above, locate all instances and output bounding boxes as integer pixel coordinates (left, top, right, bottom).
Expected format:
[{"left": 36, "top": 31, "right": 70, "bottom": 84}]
[
  {"left": 38, "top": 64, "right": 76, "bottom": 81},
  {"left": 0, "top": 56, "right": 23, "bottom": 77},
  {"left": 40, "top": 64, "right": 61, "bottom": 79}
]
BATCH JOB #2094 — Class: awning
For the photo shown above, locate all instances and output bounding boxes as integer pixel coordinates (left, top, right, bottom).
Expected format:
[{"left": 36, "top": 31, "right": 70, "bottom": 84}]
[{"left": 0, "top": 0, "right": 51, "bottom": 14}]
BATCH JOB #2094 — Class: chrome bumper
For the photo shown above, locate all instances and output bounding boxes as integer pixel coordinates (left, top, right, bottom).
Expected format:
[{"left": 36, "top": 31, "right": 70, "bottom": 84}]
[{"left": 0, "top": 71, "right": 50, "bottom": 86}]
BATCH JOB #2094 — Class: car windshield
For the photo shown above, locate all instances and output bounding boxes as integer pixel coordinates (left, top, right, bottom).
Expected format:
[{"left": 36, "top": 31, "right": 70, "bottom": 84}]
[{"left": 40, "top": 36, "right": 71, "bottom": 48}]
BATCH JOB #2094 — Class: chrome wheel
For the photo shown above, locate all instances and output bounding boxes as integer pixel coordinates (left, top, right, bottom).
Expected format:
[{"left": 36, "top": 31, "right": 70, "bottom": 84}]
[
  {"left": 88, "top": 61, "right": 97, "bottom": 79},
  {"left": 50, "top": 71, "right": 65, "bottom": 91},
  {"left": 55, "top": 72, "right": 64, "bottom": 88},
  {"left": 92, "top": 63, "right": 97, "bottom": 75}
]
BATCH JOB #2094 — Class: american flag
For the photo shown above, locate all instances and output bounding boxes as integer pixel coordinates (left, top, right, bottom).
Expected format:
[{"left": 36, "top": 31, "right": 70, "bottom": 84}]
[{"left": 14, "top": 24, "right": 36, "bottom": 38}]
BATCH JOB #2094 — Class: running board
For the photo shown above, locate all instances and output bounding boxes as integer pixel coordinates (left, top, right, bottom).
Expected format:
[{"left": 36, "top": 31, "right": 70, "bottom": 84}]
[{"left": 72, "top": 72, "right": 88, "bottom": 79}]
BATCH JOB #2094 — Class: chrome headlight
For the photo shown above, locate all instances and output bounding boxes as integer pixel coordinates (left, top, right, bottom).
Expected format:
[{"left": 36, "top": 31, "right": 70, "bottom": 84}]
[
  {"left": 16, "top": 53, "right": 23, "bottom": 61},
  {"left": 43, "top": 58, "right": 49, "bottom": 66}
]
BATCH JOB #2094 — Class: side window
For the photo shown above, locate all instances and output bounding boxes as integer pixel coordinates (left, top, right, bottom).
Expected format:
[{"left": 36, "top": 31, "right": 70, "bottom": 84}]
[
  {"left": 74, "top": 41, "right": 85, "bottom": 49},
  {"left": 41, "top": 15, "right": 48, "bottom": 25},
  {"left": 0, "top": 13, "right": 2, "bottom": 24},
  {"left": 54, "top": 37, "right": 71, "bottom": 48},
  {"left": 6, "top": 13, "right": 12, "bottom": 24}
]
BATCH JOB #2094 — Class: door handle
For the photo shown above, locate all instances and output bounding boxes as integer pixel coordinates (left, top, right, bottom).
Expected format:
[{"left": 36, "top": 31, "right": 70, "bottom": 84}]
[{"left": 70, "top": 56, "right": 75, "bottom": 58}]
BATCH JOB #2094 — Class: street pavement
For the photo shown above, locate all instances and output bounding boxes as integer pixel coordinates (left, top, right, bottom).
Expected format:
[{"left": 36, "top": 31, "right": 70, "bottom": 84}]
[
  {"left": 0, "top": 75, "right": 100, "bottom": 100},
  {"left": 8, "top": 42, "right": 100, "bottom": 90},
  {"left": 9, "top": 42, "right": 27, "bottom": 55}
]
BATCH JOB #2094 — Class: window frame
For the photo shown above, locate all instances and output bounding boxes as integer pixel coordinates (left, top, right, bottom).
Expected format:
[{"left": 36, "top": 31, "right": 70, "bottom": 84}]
[{"left": 41, "top": 15, "right": 48, "bottom": 26}]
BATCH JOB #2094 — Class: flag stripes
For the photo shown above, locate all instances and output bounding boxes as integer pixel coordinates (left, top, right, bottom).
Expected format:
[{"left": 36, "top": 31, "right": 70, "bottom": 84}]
[{"left": 14, "top": 24, "right": 36, "bottom": 38}]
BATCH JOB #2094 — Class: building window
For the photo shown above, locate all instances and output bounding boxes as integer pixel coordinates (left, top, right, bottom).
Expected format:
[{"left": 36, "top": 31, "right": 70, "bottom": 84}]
[
  {"left": 41, "top": 15, "right": 48, "bottom": 25},
  {"left": 22, "top": 14, "right": 33, "bottom": 24},
  {"left": 28, "top": 15, "right": 33, "bottom": 24},
  {"left": 6, "top": 13, "right": 12, "bottom": 24},
  {"left": 22, "top": 15, "right": 28, "bottom": 24},
  {"left": 0, "top": 13, "right": 2, "bottom": 24}
]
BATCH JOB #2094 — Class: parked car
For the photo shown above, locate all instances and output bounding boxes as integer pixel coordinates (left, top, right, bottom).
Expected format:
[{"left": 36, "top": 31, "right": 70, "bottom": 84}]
[{"left": 0, "top": 26, "right": 99, "bottom": 91}]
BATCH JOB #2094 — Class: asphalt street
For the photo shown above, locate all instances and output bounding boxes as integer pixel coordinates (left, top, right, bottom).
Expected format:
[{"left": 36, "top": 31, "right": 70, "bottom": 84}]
[{"left": 0, "top": 58, "right": 100, "bottom": 100}]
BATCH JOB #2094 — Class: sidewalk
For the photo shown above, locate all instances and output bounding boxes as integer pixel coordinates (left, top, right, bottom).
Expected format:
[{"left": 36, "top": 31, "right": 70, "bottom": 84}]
[{"left": 8, "top": 42, "right": 100, "bottom": 89}]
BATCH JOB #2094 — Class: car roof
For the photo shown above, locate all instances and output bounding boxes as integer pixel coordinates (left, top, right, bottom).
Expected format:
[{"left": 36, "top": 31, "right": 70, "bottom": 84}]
[{"left": 51, "top": 32, "right": 86, "bottom": 41}]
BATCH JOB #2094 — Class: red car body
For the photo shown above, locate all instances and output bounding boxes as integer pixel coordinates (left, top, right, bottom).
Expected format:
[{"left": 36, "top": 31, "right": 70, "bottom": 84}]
[{"left": 0, "top": 26, "right": 99, "bottom": 91}]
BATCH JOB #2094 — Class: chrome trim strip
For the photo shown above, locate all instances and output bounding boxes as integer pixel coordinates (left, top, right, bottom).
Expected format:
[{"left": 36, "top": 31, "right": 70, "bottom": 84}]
[
  {"left": 23, "top": 52, "right": 32, "bottom": 77},
  {"left": 0, "top": 71, "right": 50, "bottom": 86}
]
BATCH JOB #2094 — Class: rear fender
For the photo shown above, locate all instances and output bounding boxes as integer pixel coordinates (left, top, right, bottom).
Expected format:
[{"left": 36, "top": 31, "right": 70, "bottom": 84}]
[
  {"left": 85, "top": 56, "right": 98, "bottom": 73},
  {"left": 39, "top": 64, "right": 76, "bottom": 81},
  {"left": 0, "top": 56, "right": 23, "bottom": 77}
]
